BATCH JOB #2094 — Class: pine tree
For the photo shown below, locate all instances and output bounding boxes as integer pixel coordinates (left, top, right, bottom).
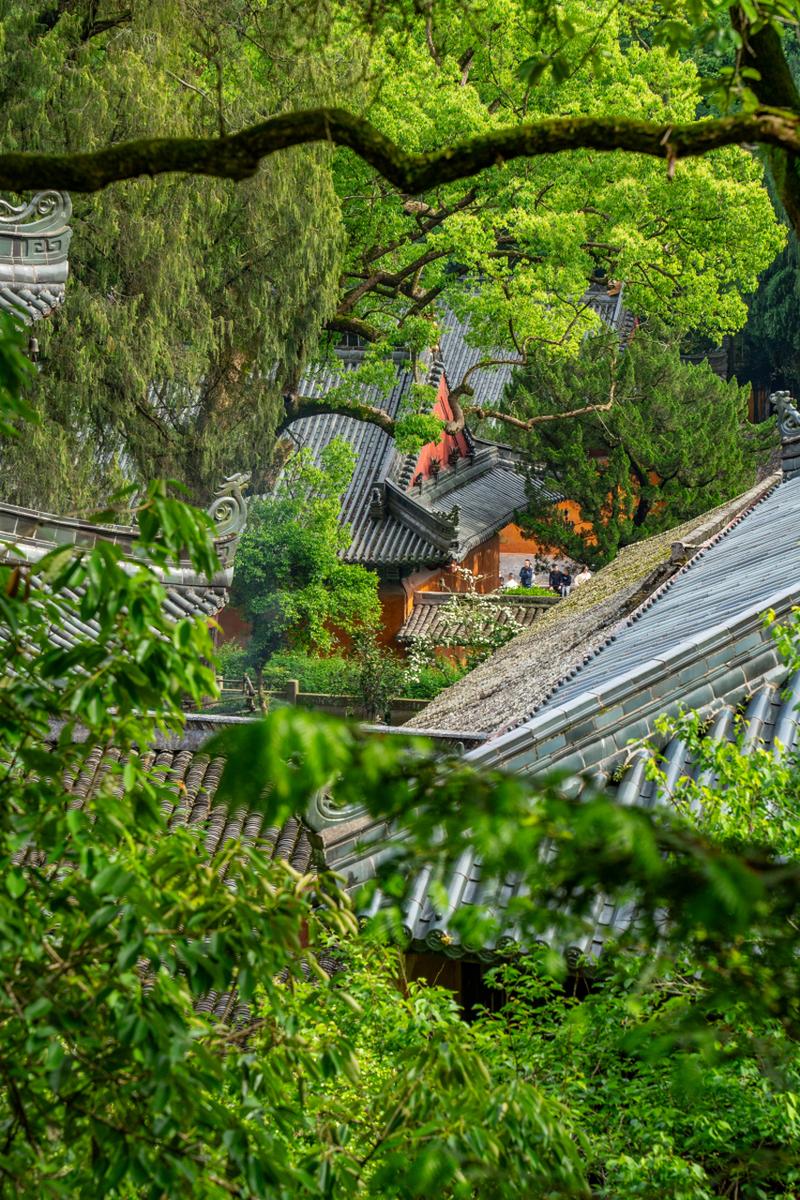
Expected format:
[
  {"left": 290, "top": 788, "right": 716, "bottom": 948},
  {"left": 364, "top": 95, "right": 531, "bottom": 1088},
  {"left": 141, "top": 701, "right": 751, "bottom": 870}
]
[{"left": 508, "top": 326, "right": 775, "bottom": 568}]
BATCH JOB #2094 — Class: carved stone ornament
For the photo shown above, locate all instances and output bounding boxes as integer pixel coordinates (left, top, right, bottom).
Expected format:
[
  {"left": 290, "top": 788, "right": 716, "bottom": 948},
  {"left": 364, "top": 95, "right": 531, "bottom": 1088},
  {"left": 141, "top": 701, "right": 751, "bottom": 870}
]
[
  {"left": 208, "top": 472, "right": 251, "bottom": 541},
  {"left": 368, "top": 484, "right": 386, "bottom": 521},
  {"left": 772, "top": 390, "right": 800, "bottom": 440},
  {"left": 0, "top": 191, "right": 72, "bottom": 323}
]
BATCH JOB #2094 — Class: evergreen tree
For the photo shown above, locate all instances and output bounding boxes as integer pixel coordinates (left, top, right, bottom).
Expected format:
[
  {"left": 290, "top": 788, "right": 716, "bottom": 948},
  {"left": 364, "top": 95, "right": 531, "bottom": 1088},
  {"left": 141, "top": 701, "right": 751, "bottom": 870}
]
[
  {"left": 739, "top": 231, "right": 800, "bottom": 396},
  {"left": 508, "top": 326, "right": 775, "bottom": 568},
  {"left": 0, "top": 1, "right": 787, "bottom": 506},
  {"left": 0, "top": 1, "right": 344, "bottom": 507}
]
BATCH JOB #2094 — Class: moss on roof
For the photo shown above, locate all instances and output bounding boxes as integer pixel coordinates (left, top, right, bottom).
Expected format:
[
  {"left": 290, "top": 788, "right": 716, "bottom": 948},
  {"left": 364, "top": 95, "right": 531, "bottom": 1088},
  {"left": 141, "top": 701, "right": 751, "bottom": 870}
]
[{"left": 405, "top": 475, "right": 781, "bottom": 737}]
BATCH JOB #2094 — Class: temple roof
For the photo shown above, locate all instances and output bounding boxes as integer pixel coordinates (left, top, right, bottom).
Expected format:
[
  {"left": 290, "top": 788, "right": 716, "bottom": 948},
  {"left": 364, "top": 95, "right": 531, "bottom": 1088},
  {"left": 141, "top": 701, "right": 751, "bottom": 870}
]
[
  {"left": 0, "top": 474, "right": 251, "bottom": 646},
  {"left": 0, "top": 191, "right": 71, "bottom": 324},
  {"left": 286, "top": 353, "right": 545, "bottom": 570},
  {"left": 289, "top": 355, "right": 443, "bottom": 568},
  {"left": 315, "top": 467, "right": 799, "bottom": 959},
  {"left": 319, "top": 672, "right": 800, "bottom": 962},
  {"left": 397, "top": 590, "right": 558, "bottom": 644},
  {"left": 405, "top": 475, "right": 779, "bottom": 737},
  {"left": 438, "top": 285, "right": 636, "bottom": 406}
]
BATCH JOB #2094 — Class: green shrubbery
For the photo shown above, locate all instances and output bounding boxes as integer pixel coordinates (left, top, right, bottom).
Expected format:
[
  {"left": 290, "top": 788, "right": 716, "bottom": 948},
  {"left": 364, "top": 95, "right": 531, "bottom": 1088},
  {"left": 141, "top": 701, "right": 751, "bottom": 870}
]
[{"left": 218, "top": 646, "right": 466, "bottom": 704}]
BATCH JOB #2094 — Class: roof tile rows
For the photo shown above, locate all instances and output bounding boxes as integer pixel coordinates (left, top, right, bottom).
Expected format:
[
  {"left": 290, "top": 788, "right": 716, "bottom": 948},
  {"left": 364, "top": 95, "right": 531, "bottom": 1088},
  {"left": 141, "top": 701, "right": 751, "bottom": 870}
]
[
  {"left": 325, "top": 670, "right": 800, "bottom": 961},
  {"left": 0, "top": 191, "right": 72, "bottom": 324},
  {"left": 397, "top": 591, "right": 557, "bottom": 643},
  {"left": 406, "top": 477, "right": 780, "bottom": 737}
]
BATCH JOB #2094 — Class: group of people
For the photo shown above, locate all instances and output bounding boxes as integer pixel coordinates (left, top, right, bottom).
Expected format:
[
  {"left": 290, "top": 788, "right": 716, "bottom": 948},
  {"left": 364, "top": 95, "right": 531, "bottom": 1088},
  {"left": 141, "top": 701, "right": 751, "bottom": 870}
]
[{"left": 504, "top": 558, "right": 592, "bottom": 597}]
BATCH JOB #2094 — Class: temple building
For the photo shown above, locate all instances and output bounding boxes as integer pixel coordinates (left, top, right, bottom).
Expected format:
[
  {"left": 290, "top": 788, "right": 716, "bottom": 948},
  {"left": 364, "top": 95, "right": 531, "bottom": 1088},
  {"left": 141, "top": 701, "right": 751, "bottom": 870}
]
[{"left": 236, "top": 289, "right": 635, "bottom": 649}]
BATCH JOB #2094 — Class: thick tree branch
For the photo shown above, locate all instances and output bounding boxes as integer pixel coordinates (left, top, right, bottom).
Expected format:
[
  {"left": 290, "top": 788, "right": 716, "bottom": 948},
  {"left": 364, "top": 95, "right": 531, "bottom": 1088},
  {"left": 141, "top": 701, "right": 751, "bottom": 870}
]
[
  {"left": 733, "top": 13, "right": 800, "bottom": 231},
  {"left": 279, "top": 391, "right": 396, "bottom": 434},
  {"left": 337, "top": 247, "right": 448, "bottom": 314},
  {"left": 324, "top": 315, "right": 382, "bottom": 341},
  {"left": 2, "top": 107, "right": 799, "bottom": 198},
  {"left": 459, "top": 398, "right": 616, "bottom": 433}
]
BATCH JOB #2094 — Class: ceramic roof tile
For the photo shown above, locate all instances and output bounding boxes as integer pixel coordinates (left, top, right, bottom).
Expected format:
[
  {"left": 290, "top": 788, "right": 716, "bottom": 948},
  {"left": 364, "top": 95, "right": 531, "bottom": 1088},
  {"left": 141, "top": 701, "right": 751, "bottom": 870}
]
[
  {"left": 530, "top": 475, "right": 794, "bottom": 721},
  {"left": 346, "top": 675, "right": 800, "bottom": 960},
  {"left": 287, "top": 360, "right": 444, "bottom": 567},
  {"left": 0, "top": 192, "right": 71, "bottom": 324},
  {"left": 437, "top": 288, "right": 636, "bottom": 407},
  {"left": 397, "top": 592, "right": 556, "bottom": 643}
]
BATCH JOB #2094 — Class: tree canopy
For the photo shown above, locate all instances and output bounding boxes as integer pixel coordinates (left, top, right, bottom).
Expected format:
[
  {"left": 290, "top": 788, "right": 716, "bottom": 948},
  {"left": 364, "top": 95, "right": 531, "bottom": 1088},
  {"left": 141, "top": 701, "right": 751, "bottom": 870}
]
[
  {"left": 231, "top": 438, "right": 381, "bottom": 670},
  {"left": 3, "top": 309, "right": 800, "bottom": 1196},
  {"left": 0, "top": 0, "right": 793, "bottom": 505},
  {"left": 0, "top": 0, "right": 343, "bottom": 505},
  {"left": 508, "top": 325, "right": 774, "bottom": 567}
]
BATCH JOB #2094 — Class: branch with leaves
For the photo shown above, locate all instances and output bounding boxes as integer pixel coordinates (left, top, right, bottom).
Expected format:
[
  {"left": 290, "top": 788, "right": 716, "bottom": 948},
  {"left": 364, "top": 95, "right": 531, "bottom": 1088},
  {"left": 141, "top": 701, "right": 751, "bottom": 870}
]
[{"left": 2, "top": 107, "right": 799, "bottom": 197}]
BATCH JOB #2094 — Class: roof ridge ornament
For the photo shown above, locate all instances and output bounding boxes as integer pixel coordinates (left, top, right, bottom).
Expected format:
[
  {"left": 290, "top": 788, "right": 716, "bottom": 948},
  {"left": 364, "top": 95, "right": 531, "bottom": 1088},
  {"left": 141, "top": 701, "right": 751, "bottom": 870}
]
[
  {"left": 0, "top": 190, "right": 72, "bottom": 324},
  {"left": 772, "top": 391, "right": 800, "bottom": 481},
  {"left": 208, "top": 472, "right": 251, "bottom": 549},
  {"left": 0, "top": 190, "right": 72, "bottom": 231},
  {"left": 774, "top": 390, "right": 800, "bottom": 438}
]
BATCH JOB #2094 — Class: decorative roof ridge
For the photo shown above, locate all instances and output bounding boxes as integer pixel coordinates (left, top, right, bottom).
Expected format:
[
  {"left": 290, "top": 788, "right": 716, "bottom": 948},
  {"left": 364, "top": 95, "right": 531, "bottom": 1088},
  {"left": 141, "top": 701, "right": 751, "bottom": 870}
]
[
  {"left": 412, "top": 444, "right": 501, "bottom": 504},
  {"left": 0, "top": 190, "right": 72, "bottom": 324},
  {"left": 470, "top": 578, "right": 795, "bottom": 774},
  {"left": 383, "top": 478, "right": 460, "bottom": 554},
  {"left": 501, "top": 477, "right": 782, "bottom": 731},
  {"left": 0, "top": 472, "right": 251, "bottom": 585}
]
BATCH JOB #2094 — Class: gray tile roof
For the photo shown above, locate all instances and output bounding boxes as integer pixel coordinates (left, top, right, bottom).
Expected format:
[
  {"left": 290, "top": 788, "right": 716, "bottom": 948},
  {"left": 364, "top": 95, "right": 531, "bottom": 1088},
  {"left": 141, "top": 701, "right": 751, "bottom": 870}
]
[
  {"left": 408, "top": 442, "right": 558, "bottom": 557},
  {"left": 0, "top": 192, "right": 71, "bottom": 324},
  {"left": 405, "top": 477, "right": 780, "bottom": 737},
  {"left": 323, "top": 671, "right": 800, "bottom": 961},
  {"left": 286, "top": 356, "right": 552, "bottom": 569},
  {"left": 47, "top": 729, "right": 317, "bottom": 1026},
  {"left": 0, "top": 494, "right": 239, "bottom": 650},
  {"left": 437, "top": 288, "right": 636, "bottom": 404},
  {"left": 525, "top": 475, "right": 795, "bottom": 725},
  {"left": 438, "top": 312, "right": 518, "bottom": 407},
  {"left": 319, "top": 474, "right": 800, "bottom": 961},
  {"left": 61, "top": 736, "right": 313, "bottom": 870},
  {"left": 288, "top": 359, "right": 444, "bottom": 568},
  {"left": 397, "top": 591, "right": 557, "bottom": 643}
]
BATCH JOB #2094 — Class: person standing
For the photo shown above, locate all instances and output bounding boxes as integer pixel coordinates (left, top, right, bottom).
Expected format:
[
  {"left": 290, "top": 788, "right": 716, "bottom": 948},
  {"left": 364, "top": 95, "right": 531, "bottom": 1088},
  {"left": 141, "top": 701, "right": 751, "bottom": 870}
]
[
  {"left": 559, "top": 566, "right": 573, "bottom": 597},
  {"left": 519, "top": 559, "right": 534, "bottom": 588},
  {"left": 573, "top": 564, "right": 592, "bottom": 588},
  {"left": 504, "top": 572, "right": 519, "bottom": 590},
  {"left": 548, "top": 563, "right": 563, "bottom": 593}
]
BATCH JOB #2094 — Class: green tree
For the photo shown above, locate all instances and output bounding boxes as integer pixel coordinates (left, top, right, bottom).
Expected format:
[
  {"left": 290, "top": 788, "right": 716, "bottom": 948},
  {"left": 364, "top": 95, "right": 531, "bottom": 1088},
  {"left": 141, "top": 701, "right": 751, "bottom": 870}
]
[
  {"left": 6, "top": 309, "right": 800, "bottom": 1196},
  {"left": 0, "top": 0, "right": 343, "bottom": 507},
  {"left": 0, "top": 315, "right": 588, "bottom": 1197},
  {"left": 0, "top": 0, "right": 789, "bottom": 492},
  {"left": 739, "top": 230, "right": 800, "bottom": 395},
  {"left": 506, "top": 326, "right": 773, "bottom": 568},
  {"left": 231, "top": 439, "right": 381, "bottom": 670}
]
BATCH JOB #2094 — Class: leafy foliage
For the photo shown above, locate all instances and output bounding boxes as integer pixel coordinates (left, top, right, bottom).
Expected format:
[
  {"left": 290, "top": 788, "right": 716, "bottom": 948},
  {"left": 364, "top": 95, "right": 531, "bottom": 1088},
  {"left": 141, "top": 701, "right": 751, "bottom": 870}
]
[
  {"left": 329, "top": 0, "right": 783, "bottom": 372},
  {"left": 507, "top": 325, "right": 774, "bottom": 568},
  {"left": 3, "top": 294, "right": 800, "bottom": 1195},
  {"left": 739, "top": 229, "right": 800, "bottom": 395},
  {"left": 0, "top": 0, "right": 344, "bottom": 505},
  {"left": 231, "top": 440, "right": 381, "bottom": 669},
  {"left": 0, "top": 0, "right": 788, "bottom": 506}
]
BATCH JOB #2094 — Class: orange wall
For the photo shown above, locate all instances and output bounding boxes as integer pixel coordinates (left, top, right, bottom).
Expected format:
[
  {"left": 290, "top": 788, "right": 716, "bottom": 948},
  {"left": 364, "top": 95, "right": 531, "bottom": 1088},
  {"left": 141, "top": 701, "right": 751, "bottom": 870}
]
[
  {"left": 413, "top": 534, "right": 501, "bottom": 595},
  {"left": 498, "top": 500, "right": 593, "bottom": 558},
  {"left": 216, "top": 604, "right": 251, "bottom": 646}
]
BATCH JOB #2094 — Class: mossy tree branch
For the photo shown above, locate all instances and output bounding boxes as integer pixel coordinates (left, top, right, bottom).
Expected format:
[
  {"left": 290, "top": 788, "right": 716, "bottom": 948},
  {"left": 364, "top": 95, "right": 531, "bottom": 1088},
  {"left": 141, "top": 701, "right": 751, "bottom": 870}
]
[
  {"left": 2, "top": 107, "right": 800, "bottom": 202},
  {"left": 280, "top": 390, "right": 397, "bottom": 434}
]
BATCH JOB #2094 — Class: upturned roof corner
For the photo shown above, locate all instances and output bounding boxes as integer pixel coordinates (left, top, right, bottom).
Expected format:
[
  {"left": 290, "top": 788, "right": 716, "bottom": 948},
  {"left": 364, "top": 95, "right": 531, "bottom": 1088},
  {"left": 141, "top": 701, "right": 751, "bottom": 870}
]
[{"left": 0, "top": 190, "right": 72, "bottom": 324}]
